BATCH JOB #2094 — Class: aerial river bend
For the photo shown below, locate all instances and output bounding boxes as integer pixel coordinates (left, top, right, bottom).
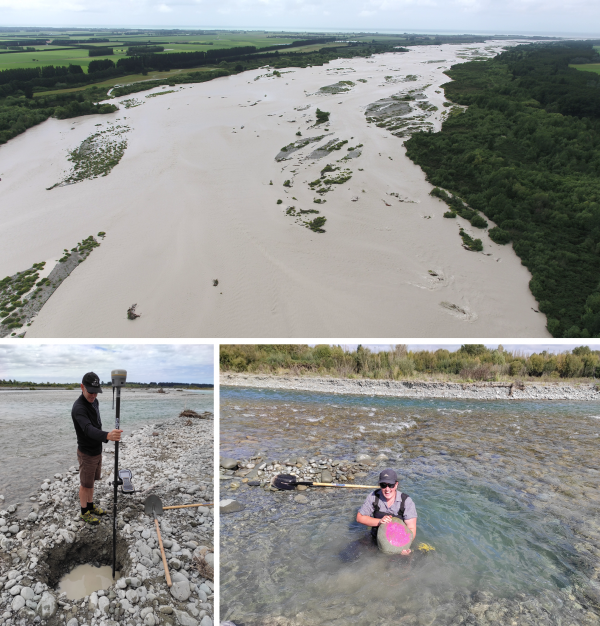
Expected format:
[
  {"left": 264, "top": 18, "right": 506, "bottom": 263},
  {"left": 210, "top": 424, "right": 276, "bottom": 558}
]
[{"left": 220, "top": 385, "right": 600, "bottom": 626}]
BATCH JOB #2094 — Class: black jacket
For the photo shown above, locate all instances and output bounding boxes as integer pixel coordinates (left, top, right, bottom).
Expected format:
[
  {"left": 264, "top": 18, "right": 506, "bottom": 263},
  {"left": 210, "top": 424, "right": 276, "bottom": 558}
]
[{"left": 72, "top": 394, "right": 109, "bottom": 456}]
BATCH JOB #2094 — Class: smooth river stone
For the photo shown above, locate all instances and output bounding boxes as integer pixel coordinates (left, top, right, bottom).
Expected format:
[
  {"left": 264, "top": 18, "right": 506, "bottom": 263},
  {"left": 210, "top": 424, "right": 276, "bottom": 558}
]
[
  {"left": 220, "top": 500, "right": 245, "bottom": 514},
  {"left": 377, "top": 517, "right": 413, "bottom": 554},
  {"left": 220, "top": 458, "right": 239, "bottom": 470}
]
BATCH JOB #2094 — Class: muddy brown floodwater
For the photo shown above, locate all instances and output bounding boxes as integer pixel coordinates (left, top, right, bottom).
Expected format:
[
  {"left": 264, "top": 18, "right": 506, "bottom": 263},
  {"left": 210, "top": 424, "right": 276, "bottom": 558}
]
[{"left": 220, "top": 386, "right": 600, "bottom": 626}]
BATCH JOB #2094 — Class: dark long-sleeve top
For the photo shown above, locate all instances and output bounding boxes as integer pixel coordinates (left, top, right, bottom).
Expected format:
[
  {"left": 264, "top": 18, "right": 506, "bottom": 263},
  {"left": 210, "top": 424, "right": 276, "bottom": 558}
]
[{"left": 71, "top": 394, "right": 109, "bottom": 456}]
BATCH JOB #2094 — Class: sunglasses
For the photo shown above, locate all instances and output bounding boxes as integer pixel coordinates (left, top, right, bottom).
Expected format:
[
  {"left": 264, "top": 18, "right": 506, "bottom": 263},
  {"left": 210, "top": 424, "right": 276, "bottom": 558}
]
[{"left": 379, "top": 483, "right": 396, "bottom": 489}]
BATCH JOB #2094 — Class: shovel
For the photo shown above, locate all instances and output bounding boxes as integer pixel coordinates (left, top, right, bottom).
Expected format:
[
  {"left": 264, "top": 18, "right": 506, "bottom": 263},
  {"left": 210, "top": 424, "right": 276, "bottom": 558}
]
[
  {"left": 144, "top": 495, "right": 172, "bottom": 587},
  {"left": 272, "top": 474, "right": 378, "bottom": 490},
  {"left": 163, "top": 502, "right": 214, "bottom": 510}
]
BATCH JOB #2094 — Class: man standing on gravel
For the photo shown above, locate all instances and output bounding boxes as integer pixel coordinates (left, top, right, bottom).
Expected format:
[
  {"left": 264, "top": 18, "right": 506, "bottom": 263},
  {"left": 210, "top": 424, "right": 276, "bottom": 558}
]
[
  {"left": 356, "top": 469, "right": 417, "bottom": 555},
  {"left": 72, "top": 372, "right": 122, "bottom": 524}
]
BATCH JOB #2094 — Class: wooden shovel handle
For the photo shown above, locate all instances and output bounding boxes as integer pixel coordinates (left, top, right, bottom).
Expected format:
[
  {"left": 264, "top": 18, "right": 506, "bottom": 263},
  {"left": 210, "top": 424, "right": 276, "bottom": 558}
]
[
  {"left": 155, "top": 518, "right": 172, "bottom": 587},
  {"left": 163, "top": 502, "right": 214, "bottom": 510},
  {"left": 310, "top": 483, "right": 378, "bottom": 489}
]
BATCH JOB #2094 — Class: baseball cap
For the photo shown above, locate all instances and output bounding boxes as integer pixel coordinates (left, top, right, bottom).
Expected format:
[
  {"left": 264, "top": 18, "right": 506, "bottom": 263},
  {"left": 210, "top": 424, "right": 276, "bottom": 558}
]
[
  {"left": 82, "top": 372, "right": 103, "bottom": 394},
  {"left": 379, "top": 469, "right": 398, "bottom": 484}
]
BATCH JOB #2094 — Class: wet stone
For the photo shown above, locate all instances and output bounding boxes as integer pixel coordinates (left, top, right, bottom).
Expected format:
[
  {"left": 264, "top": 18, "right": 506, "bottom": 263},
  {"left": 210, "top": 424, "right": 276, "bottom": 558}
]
[{"left": 220, "top": 458, "right": 239, "bottom": 470}]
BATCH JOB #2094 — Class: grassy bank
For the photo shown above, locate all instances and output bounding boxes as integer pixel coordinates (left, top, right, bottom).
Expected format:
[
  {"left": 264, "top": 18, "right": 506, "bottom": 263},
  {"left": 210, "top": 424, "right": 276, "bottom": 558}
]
[{"left": 220, "top": 344, "right": 600, "bottom": 383}]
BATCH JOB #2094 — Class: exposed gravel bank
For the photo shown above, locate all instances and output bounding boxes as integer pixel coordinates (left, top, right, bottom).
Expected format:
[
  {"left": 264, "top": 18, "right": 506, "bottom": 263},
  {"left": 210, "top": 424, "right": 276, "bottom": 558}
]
[
  {"left": 220, "top": 452, "right": 386, "bottom": 495},
  {"left": 0, "top": 415, "right": 214, "bottom": 626},
  {"left": 221, "top": 373, "right": 600, "bottom": 401}
]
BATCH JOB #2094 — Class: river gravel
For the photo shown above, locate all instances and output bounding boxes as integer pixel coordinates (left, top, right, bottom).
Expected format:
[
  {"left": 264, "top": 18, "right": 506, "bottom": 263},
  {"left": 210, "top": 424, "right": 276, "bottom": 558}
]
[
  {"left": 221, "top": 373, "right": 600, "bottom": 401},
  {"left": 220, "top": 385, "right": 600, "bottom": 626},
  {"left": 0, "top": 414, "right": 214, "bottom": 626}
]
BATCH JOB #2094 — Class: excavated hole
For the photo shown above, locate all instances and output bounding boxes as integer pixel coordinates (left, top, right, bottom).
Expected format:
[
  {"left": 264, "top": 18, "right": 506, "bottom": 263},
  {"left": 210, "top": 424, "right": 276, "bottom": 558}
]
[{"left": 38, "top": 523, "right": 131, "bottom": 597}]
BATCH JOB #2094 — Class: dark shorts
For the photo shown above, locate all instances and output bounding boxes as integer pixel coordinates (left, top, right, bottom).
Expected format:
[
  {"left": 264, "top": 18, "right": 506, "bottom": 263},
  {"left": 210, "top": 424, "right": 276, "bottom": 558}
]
[{"left": 77, "top": 449, "right": 102, "bottom": 488}]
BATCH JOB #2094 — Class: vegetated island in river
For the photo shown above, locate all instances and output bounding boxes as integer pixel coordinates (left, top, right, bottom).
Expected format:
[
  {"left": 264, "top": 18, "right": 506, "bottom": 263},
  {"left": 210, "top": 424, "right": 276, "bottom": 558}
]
[
  {"left": 404, "top": 40, "right": 600, "bottom": 338},
  {"left": 220, "top": 344, "right": 600, "bottom": 400}
]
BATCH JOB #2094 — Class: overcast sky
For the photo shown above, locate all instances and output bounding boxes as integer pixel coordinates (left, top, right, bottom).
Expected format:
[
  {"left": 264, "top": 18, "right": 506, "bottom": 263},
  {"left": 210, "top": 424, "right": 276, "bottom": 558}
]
[
  {"left": 2, "top": 0, "right": 600, "bottom": 37},
  {"left": 0, "top": 344, "right": 214, "bottom": 384}
]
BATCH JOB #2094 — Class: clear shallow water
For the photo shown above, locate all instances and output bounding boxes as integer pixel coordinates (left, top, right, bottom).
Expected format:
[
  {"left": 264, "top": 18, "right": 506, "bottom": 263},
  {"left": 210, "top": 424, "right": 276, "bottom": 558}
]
[
  {"left": 0, "top": 388, "right": 213, "bottom": 505},
  {"left": 220, "top": 386, "right": 600, "bottom": 626}
]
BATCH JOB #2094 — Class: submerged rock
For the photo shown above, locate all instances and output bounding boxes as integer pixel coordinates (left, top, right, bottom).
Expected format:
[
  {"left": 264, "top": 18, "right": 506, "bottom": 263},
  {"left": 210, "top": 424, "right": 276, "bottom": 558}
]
[
  {"left": 220, "top": 500, "right": 245, "bottom": 514},
  {"left": 220, "top": 458, "right": 239, "bottom": 470}
]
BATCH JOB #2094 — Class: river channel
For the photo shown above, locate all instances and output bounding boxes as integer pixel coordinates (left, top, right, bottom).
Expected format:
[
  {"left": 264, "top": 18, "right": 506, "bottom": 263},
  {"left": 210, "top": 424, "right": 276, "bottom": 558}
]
[
  {"left": 220, "top": 386, "right": 600, "bottom": 626},
  {"left": 0, "top": 387, "right": 213, "bottom": 506}
]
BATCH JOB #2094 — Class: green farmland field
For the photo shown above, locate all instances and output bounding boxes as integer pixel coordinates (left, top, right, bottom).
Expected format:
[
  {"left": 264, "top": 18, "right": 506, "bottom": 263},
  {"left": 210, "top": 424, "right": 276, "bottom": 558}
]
[
  {"left": 0, "top": 31, "right": 308, "bottom": 73},
  {"left": 0, "top": 48, "right": 103, "bottom": 72},
  {"left": 571, "top": 63, "right": 600, "bottom": 75}
]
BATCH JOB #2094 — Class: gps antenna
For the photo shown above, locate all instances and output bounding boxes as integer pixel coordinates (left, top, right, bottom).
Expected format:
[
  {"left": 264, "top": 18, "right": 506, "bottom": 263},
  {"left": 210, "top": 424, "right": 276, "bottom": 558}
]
[{"left": 111, "top": 369, "right": 127, "bottom": 579}]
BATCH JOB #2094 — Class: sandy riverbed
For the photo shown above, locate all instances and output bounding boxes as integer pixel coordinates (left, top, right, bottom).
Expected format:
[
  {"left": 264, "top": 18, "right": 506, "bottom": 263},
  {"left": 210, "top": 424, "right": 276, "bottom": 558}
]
[{"left": 0, "top": 40, "right": 549, "bottom": 337}]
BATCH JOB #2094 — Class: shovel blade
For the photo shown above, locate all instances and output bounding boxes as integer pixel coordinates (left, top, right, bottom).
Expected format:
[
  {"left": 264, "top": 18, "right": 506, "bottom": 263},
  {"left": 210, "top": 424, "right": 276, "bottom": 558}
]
[
  {"left": 144, "top": 494, "right": 164, "bottom": 517},
  {"left": 271, "top": 474, "right": 299, "bottom": 490}
]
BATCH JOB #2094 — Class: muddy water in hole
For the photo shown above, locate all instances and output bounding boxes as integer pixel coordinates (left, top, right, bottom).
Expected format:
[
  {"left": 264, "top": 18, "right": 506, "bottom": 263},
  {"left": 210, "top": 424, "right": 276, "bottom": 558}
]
[
  {"left": 57, "top": 564, "right": 119, "bottom": 600},
  {"left": 220, "top": 386, "right": 600, "bottom": 626}
]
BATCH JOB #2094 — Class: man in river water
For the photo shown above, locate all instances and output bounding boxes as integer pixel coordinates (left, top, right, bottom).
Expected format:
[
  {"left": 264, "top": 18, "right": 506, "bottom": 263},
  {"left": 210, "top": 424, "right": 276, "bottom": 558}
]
[
  {"left": 71, "top": 372, "right": 122, "bottom": 524},
  {"left": 356, "top": 469, "right": 417, "bottom": 555}
]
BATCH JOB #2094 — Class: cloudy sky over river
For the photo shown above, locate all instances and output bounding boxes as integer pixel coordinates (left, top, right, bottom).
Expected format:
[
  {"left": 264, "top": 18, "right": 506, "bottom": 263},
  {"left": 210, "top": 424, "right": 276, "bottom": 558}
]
[
  {"left": 2, "top": 0, "right": 600, "bottom": 37},
  {"left": 0, "top": 343, "right": 214, "bottom": 384}
]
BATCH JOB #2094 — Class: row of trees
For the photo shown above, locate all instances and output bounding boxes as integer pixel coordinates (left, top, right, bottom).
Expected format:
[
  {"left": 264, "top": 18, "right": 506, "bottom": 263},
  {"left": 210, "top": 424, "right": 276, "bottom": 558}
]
[
  {"left": 220, "top": 344, "right": 600, "bottom": 381},
  {"left": 115, "top": 45, "right": 259, "bottom": 72},
  {"left": 88, "top": 59, "right": 115, "bottom": 73},
  {"left": 0, "top": 64, "right": 84, "bottom": 86},
  {"left": 126, "top": 46, "right": 164, "bottom": 55},
  {"left": 51, "top": 38, "right": 110, "bottom": 45},
  {"left": 0, "top": 39, "right": 48, "bottom": 46},
  {"left": 89, "top": 47, "right": 113, "bottom": 57},
  {"left": 405, "top": 42, "right": 600, "bottom": 338}
]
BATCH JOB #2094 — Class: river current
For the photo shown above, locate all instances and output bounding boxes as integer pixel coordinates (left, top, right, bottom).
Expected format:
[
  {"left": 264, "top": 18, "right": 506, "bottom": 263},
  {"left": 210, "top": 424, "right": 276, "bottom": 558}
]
[
  {"left": 0, "top": 388, "right": 213, "bottom": 506},
  {"left": 220, "top": 386, "right": 600, "bottom": 626}
]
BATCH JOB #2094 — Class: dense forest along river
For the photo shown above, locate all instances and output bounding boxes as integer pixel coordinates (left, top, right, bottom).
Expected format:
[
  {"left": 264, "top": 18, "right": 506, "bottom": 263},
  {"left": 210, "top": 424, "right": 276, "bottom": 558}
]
[
  {"left": 0, "top": 388, "right": 213, "bottom": 506},
  {"left": 220, "top": 386, "right": 600, "bottom": 626}
]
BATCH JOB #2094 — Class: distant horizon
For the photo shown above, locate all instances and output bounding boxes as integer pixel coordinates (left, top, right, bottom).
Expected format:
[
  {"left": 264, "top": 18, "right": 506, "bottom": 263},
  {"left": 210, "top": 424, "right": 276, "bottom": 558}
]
[
  {"left": 0, "top": 380, "right": 214, "bottom": 386},
  {"left": 1, "top": 26, "right": 599, "bottom": 38}
]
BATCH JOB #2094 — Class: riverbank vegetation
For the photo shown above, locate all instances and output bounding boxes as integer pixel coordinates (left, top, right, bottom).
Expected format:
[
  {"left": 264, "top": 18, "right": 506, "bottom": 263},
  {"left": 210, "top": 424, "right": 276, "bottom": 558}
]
[
  {"left": 405, "top": 41, "right": 600, "bottom": 338},
  {"left": 220, "top": 344, "right": 600, "bottom": 382}
]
